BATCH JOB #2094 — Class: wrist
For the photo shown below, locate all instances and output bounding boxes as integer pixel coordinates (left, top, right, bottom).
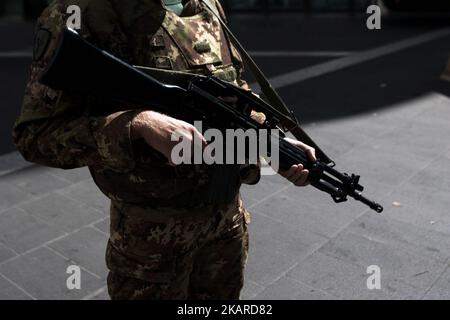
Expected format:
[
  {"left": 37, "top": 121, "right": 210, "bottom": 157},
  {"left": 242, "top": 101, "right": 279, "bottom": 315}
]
[{"left": 131, "top": 111, "right": 152, "bottom": 140}]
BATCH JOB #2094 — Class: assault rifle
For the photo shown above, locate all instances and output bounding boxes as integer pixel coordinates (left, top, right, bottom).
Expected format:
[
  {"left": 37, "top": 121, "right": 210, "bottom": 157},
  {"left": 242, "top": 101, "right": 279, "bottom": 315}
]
[{"left": 40, "top": 28, "right": 383, "bottom": 213}]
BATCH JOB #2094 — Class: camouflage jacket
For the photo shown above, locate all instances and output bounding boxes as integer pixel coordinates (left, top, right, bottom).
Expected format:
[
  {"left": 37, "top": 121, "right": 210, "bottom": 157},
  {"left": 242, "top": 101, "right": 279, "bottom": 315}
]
[{"left": 13, "top": 0, "right": 260, "bottom": 206}]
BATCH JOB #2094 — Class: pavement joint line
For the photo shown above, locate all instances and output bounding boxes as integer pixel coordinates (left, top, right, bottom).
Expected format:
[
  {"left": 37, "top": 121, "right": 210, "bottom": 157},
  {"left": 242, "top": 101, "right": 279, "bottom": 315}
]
[
  {"left": 261, "top": 260, "right": 301, "bottom": 289},
  {"left": 82, "top": 286, "right": 107, "bottom": 300},
  {"left": 55, "top": 187, "right": 109, "bottom": 216},
  {"left": 385, "top": 142, "right": 446, "bottom": 198},
  {"left": 0, "top": 216, "right": 106, "bottom": 268},
  {"left": 0, "top": 151, "right": 34, "bottom": 178},
  {"left": 54, "top": 193, "right": 108, "bottom": 218},
  {"left": 420, "top": 264, "right": 450, "bottom": 299},
  {"left": 251, "top": 27, "right": 450, "bottom": 90},
  {"left": 0, "top": 271, "right": 37, "bottom": 300},
  {"left": 43, "top": 244, "right": 103, "bottom": 280},
  {"left": 0, "top": 231, "right": 70, "bottom": 267},
  {"left": 344, "top": 227, "right": 447, "bottom": 266},
  {"left": 248, "top": 51, "right": 356, "bottom": 58},
  {"left": 0, "top": 185, "right": 67, "bottom": 216},
  {"left": 46, "top": 170, "right": 87, "bottom": 185},
  {"left": 246, "top": 183, "right": 291, "bottom": 211},
  {"left": 90, "top": 224, "right": 109, "bottom": 236},
  {"left": 284, "top": 275, "right": 341, "bottom": 299},
  {"left": 317, "top": 240, "right": 443, "bottom": 298},
  {"left": 242, "top": 279, "right": 266, "bottom": 299},
  {"left": 0, "top": 240, "right": 20, "bottom": 256},
  {"left": 385, "top": 212, "right": 450, "bottom": 247}
]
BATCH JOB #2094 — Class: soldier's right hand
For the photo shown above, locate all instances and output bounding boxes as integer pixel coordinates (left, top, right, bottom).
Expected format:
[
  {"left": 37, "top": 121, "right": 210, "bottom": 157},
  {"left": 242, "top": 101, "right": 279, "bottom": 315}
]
[{"left": 131, "top": 111, "right": 206, "bottom": 165}]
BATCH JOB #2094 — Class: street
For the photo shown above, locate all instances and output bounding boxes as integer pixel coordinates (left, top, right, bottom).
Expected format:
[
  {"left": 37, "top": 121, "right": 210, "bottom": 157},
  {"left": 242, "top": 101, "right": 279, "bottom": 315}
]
[{"left": 0, "top": 12, "right": 450, "bottom": 299}]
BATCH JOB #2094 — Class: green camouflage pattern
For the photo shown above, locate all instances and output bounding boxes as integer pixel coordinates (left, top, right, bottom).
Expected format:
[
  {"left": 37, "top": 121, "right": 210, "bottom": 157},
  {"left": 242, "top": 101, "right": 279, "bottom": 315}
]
[
  {"left": 13, "top": 0, "right": 258, "bottom": 299},
  {"left": 107, "top": 196, "right": 250, "bottom": 299}
]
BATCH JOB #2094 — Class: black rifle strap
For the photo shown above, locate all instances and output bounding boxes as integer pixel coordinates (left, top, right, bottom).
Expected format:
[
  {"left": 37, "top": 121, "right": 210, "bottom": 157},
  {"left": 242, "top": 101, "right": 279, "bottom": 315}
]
[{"left": 201, "top": 0, "right": 334, "bottom": 165}]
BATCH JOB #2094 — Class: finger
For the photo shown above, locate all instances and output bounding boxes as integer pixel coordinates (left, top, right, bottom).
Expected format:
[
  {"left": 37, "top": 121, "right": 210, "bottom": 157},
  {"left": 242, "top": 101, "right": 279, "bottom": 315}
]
[
  {"left": 294, "top": 169, "right": 309, "bottom": 186},
  {"left": 281, "top": 165, "right": 298, "bottom": 179},
  {"left": 289, "top": 166, "right": 305, "bottom": 183},
  {"left": 191, "top": 127, "right": 207, "bottom": 148}
]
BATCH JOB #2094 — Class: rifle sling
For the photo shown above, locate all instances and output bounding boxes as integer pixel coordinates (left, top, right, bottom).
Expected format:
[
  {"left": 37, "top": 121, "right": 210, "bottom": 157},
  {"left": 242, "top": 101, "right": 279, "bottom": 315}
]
[{"left": 201, "top": 0, "right": 334, "bottom": 165}]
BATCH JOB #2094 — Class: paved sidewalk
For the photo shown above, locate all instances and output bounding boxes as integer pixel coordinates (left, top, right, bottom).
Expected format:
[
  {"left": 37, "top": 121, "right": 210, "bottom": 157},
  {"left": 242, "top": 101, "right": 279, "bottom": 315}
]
[{"left": 0, "top": 90, "right": 449, "bottom": 300}]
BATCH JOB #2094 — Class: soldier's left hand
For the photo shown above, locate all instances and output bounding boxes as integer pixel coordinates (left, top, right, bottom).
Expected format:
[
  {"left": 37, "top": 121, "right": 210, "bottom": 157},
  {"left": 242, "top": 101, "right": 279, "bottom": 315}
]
[{"left": 279, "top": 138, "right": 316, "bottom": 187}]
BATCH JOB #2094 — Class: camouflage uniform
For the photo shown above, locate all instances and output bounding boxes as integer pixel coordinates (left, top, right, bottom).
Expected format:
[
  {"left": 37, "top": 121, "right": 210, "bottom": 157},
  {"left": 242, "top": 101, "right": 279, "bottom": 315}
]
[{"left": 13, "top": 0, "right": 259, "bottom": 300}]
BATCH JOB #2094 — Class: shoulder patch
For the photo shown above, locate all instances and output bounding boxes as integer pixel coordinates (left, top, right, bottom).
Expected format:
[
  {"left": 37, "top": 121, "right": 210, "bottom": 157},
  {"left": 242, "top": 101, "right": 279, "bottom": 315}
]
[{"left": 33, "top": 28, "right": 52, "bottom": 62}]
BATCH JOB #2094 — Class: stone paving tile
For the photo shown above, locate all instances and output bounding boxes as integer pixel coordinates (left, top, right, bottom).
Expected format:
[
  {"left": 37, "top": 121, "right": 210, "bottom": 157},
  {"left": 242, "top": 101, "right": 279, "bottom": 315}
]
[
  {"left": 287, "top": 252, "right": 422, "bottom": 300},
  {"left": 0, "top": 274, "right": 33, "bottom": 300},
  {"left": 93, "top": 217, "right": 110, "bottom": 234},
  {"left": 422, "top": 266, "right": 450, "bottom": 300},
  {"left": 244, "top": 241, "right": 299, "bottom": 288},
  {"left": 0, "top": 247, "right": 104, "bottom": 300},
  {"left": 49, "top": 167, "right": 91, "bottom": 184},
  {"left": 240, "top": 280, "right": 265, "bottom": 300},
  {"left": 254, "top": 276, "right": 337, "bottom": 300},
  {"left": 316, "top": 95, "right": 437, "bottom": 143},
  {"left": 0, "top": 242, "right": 16, "bottom": 264},
  {"left": 240, "top": 189, "right": 259, "bottom": 208},
  {"left": 251, "top": 186, "right": 364, "bottom": 238},
  {"left": 60, "top": 180, "right": 110, "bottom": 215},
  {"left": 348, "top": 212, "right": 450, "bottom": 263},
  {"left": 88, "top": 287, "right": 110, "bottom": 300},
  {"left": 20, "top": 193, "right": 104, "bottom": 232},
  {"left": 240, "top": 174, "right": 289, "bottom": 205},
  {"left": 0, "top": 166, "right": 71, "bottom": 198},
  {"left": 307, "top": 123, "right": 367, "bottom": 159},
  {"left": 377, "top": 116, "right": 450, "bottom": 158},
  {"left": 385, "top": 183, "right": 450, "bottom": 235},
  {"left": 47, "top": 227, "right": 109, "bottom": 280},
  {"left": 0, "top": 181, "right": 31, "bottom": 212},
  {"left": 318, "top": 232, "right": 446, "bottom": 291},
  {"left": 0, "top": 152, "right": 32, "bottom": 177},
  {"left": 248, "top": 211, "right": 328, "bottom": 261},
  {"left": 0, "top": 208, "right": 65, "bottom": 254},
  {"left": 336, "top": 143, "right": 427, "bottom": 193},
  {"left": 406, "top": 156, "right": 450, "bottom": 194}
]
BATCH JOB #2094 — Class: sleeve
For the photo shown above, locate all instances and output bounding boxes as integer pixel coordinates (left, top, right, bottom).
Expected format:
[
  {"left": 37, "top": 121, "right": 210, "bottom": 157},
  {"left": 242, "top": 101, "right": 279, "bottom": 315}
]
[{"left": 13, "top": 1, "right": 138, "bottom": 172}]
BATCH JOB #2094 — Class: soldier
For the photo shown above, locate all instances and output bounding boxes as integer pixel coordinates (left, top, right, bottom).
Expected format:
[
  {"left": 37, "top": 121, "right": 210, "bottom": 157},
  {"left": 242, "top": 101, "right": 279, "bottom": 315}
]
[{"left": 13, "top": 0, "right": 316, "bottom": 300}]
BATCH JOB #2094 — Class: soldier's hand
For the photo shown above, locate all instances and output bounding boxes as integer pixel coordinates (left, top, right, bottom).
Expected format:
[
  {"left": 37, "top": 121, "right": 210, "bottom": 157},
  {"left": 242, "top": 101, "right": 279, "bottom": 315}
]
[
  {"left": 132, "top": 111, "right": 206, "bottom": 165},
  {"left": 279, "top": 137, "right": 316, "bottom": 187}
]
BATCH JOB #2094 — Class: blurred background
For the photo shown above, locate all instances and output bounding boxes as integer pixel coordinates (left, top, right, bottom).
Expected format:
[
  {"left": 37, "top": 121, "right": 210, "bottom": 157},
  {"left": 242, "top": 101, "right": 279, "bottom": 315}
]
[{"left": 0, "top": 0, "right": 450, "bottom": 300}]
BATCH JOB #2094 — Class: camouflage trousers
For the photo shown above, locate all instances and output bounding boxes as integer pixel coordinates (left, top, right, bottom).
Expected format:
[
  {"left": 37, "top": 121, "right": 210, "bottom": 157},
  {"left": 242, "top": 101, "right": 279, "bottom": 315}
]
[{"left": 105, "top": 195, "right": 250, "bottom": 300}]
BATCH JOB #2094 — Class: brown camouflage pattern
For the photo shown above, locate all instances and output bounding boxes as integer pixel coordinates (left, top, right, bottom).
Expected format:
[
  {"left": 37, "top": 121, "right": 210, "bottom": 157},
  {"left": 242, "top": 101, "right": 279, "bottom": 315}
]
[
  {"left": 13, "top": 0, "right": 258, "bottom": 299},
  {"left": 107, "top": 196, "right": 250, "bottom": 299}
]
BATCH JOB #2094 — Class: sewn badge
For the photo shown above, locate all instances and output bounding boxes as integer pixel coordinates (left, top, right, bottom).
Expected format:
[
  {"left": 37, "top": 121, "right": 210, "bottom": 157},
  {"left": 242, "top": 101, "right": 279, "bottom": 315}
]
[{"left": 194, "top": 40, "right": 211, "bottom": 54}]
